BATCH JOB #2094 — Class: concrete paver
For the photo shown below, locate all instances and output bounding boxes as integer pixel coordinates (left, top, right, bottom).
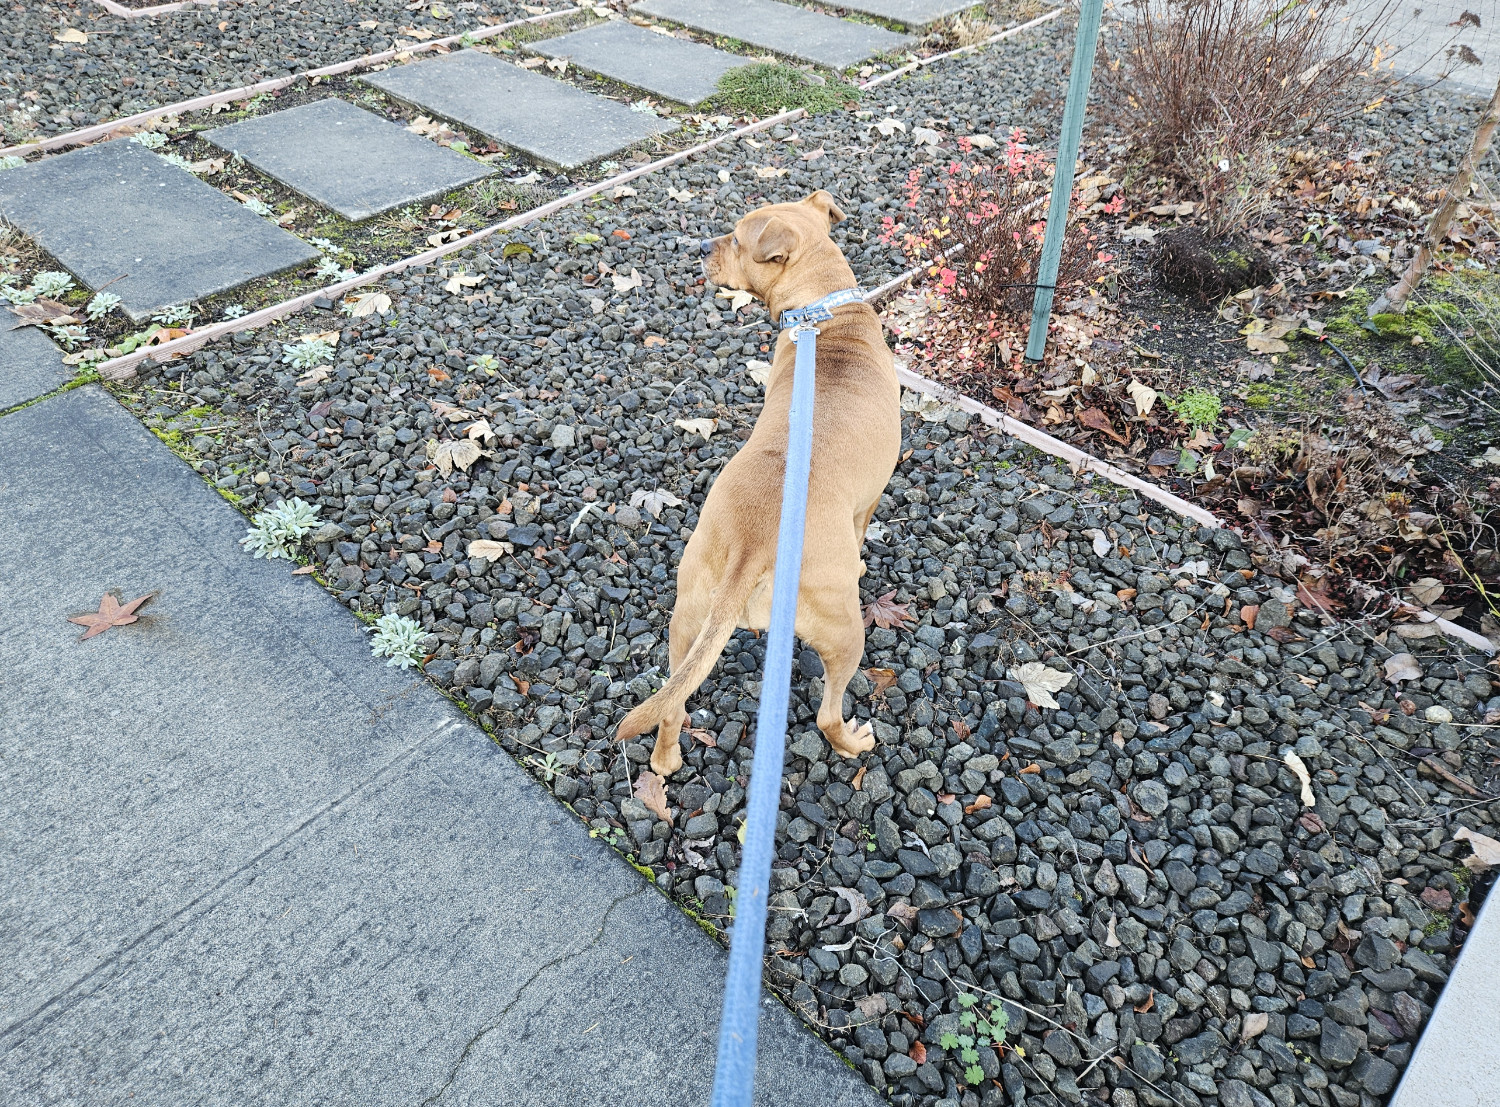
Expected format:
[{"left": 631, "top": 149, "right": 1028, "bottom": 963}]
[
  {"left": 204, "top": 97, "right": 494, "bottom": 222},
  {"left": 0, "top": 321, "right": 68, "bottom": 412},
  {"left": 631, "top": 0, "right": 912, "bottom": 70},
  {"left": 528, "top": 19, "right": 747, "bottom": 106},
  {"left": 364, "top": 50, "right": 679, "bottom": 170},
  {"left": 0, "top": 384, "right": 880, "bottom": 1107},
  {"left": 0, "top": 140, "right": 317, "bottom": 320}
]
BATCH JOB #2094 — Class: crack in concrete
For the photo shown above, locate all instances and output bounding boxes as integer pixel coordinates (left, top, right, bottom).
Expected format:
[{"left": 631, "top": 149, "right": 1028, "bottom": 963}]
[{"left": 419, "top": 885, "right": 650, "bottom": 1106}]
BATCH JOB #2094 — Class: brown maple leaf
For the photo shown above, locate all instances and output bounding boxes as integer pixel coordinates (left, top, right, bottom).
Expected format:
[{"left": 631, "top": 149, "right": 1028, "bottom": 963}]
[
  {"left": 1296, "top": 575, "right": 1344, "bottom": 614},
  {"left": 864, "top": 666, "right": 897, "bottom": 696},
  {"left": 634, "top": 770, "right": 673, "bottom": 821},
  {"left": 69, "top": 591, "right": 154, "bottom": 640},
  {"left": 863, "top": 590, "right": 915, "bottom": 630}
]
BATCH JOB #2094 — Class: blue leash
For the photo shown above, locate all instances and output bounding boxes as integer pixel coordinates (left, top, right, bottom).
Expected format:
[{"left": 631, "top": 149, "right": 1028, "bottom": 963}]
[{"left": 709, "top": 288, "right": 863, "bottom": 1107}]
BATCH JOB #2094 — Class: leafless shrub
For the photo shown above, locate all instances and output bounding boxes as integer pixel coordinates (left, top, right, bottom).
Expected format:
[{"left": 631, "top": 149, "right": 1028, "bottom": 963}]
[{"left": 1101, "top": 0, "right": 1402, "bottom": 229}]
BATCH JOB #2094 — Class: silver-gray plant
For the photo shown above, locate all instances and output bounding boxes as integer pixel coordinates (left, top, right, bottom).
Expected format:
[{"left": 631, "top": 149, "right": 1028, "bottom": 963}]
[
  {"left": 370, "top": 613, "right": 426, "bottom": 668},
  {"left": 239, "top": 497, "right": 320, "bottom": 560}
]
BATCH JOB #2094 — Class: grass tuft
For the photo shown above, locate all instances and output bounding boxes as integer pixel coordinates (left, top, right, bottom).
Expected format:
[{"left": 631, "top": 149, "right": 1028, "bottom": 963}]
[{"left": 716, "top": 63, "right": 859, "bottom": 117}]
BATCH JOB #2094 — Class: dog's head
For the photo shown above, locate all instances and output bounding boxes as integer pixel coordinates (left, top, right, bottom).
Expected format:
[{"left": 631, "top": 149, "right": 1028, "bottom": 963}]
[{"left": 700, "top": 191, "right": 847, "bottom": 305}]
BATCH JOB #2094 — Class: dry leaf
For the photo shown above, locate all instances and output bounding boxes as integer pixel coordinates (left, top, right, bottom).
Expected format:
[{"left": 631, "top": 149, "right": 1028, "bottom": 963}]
[
  {"left": 964, "top": 795, "right": 992, "bottom": 815},
  {"left": 1127, "top": 379, "right": 1158, "bottom": 415},
  {"left": 667, "top": 187, "right": 693, "bottom": 203},
  {"left": 629, "top": 487, "right": 682, "bottom": 519},
  {"left": 444, "top": 269, "right": 484, "bottom": 294},
  {"left": 545, "top": 56, "right": 568, "bottom": 74},
  {"left": 343, "top": 291, "right": 391, "bottom": 317},
  {"left": 465, "top": 419, "right": 495, "bottom": 442},
  {"left": 1409, "top": 577, "right": 1444, "bottom": 605},
  {"left": 297, "top": 366, "right": 332, "bottom": 387},
  {"left": 56, "top": 27, "right": 88, "bottom": 43},
  {"left": 428, "top": 438, "right": 484, "bottom": 476},
  {"left": 1104, "top": 913, "right": 1121, "bottom": 948},
  {"left": 911, "top": 126, "right": 942, "bottom": 146},
  {"left": 1134, "top": 989, "right": 1155, "bottom": 1014},
  {"left": 611, "top": 268, "right": 643, "bottom": 293},
  {"left": 886, "top": 901, "right": 918, "bottom": 928},
  {"left": 1008, "top": 662, "right": 1073, "bottom": 709},
  {"left": 909, "top": 1041, "right": 927, "bottom": 1065},
  {"left": 1395, "top": 622, "right": 1443, "bottom": 639},
  {"left": 863, "top": 591, "right": 915, "bottom": 630},
  {"left": 1284, "top": 751, "right": 1315, "bottom": 807},
  {"left": 467, "top": 539, "right": 514, "bottom": 560},
  {"left": 517, "top": 56, "right": 546, "bottom": 68},
  {"left": 688, "top": 727, "right": 717, "bottom": 747},
  {"left": 716, "top": 288, "right": 756, "bottom": 312},
  {"left": 291, "top": 564, "right": 316, "bottom": 575},
  {"left": 1241, "top": 1012, "right": 1269, "bottom": 1042},
  {"left": 1240, "top": 603, "right": 1260, "bottom": 629},
  {"left": 756, "top": 166, "right": 789, "bottom": 178},
  {"left": 852, "top": 765, "right": 867, "bottom": 790},
  {"left": 674, "top": 417, "right": 716, "bottom": 441},
  {"left": 1455, "top": 826, "right": 1500, "bottom": 871},
  {"left": 1384, "top": 653, "right": 1422, "bottom": 683},
  {"left": 800, "top": 146, "right": 825, "bottom": 161},
  {"left": 9, "top": 298, "right": 76, "bottom": 328},
  {"left": 871, "top": 117, "right": 906, "bottom": 137},
  {"left": 966, "top": 134, "right": 997, "bottom": 149},
  {"left": 746, "top": 359, "right": 772, "bottom": 387},
  {"left": 865, "top": 667, "right": 897, "bottom": 696},
  {"left": 634, "top": 771, "right": 673, "bottom": 821},
  {"left": 68, "top": 592, "right": 153, "bottom": 640},
  {"left": 831, "top": 886, "right": 871, "bottom": 927},
  {"left": 612, "top": 185, "right": 637, "bottom": 200}
]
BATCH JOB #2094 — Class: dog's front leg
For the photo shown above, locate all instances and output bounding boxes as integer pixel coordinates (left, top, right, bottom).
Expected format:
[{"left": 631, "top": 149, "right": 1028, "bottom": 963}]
[{"left": 803, "top": 591, "right": 876, "bottom": 761}]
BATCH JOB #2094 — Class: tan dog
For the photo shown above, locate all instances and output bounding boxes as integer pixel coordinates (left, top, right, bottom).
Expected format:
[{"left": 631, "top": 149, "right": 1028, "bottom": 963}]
[{"left": 615, "top": 191, "right": 902, "bottom": 777}]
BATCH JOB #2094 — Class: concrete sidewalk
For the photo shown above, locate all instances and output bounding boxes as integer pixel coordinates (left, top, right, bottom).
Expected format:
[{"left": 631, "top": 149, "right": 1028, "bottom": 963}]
[{"left": 0, "top": 385, "right": 881, "bottom": 1107}]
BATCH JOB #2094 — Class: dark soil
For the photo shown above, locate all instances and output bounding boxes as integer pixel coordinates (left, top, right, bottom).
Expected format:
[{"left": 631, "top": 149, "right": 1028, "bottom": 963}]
[{"left": 1155, "top": 227, "right": 1275, "bottom": 302}]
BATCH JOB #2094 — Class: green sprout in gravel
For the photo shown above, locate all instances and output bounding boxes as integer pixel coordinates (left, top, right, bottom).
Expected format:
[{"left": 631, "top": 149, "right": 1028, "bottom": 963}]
[
  {"left": 717, "top": 63, "right": 860, "bottom": 116},
  {"left": 941, "top": 992, "right": 1009, "bottom": 1086},
  {"left": 370, "top": 612, "right": 426, "bottom": 669},
  {"left": 473, "top": 353, "right": 502, "bottom": 373},
  {"left": 1166, "top": 388, "right": 1223, "bottom": 429},
  {"left": 86, "top": 291, "right": 121, "bottom": 320},
  {"left": 282, "top": 336, "right": 335, "bottom": 369},
  {"left": 240, "top": 497, "right": 320, "bottom": 560}
]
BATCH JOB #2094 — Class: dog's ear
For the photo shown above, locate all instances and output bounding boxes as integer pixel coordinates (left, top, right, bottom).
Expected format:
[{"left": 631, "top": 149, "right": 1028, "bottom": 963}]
[
  {"left": 801, "top": 190, "right": 846, "bottom": 227},
  {"left": 750, "top": 214, "right": 799, "bottom": 264}
]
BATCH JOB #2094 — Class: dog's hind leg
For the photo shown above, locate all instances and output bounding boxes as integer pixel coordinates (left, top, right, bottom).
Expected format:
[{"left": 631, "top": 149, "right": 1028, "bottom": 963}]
[
  {"left": 655, "top": 583, "right": 710, "bottom": 774},
  {"left": 800, "top": 586, "right": 875, "bottom": 761}
]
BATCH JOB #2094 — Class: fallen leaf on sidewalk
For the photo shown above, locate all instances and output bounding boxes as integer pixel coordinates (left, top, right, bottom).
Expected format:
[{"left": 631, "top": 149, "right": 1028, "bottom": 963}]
[
  {"left": 634, "top": 771, "right": 673, "bottom": 821},
  {"left": 863, "top": 590, "right": 915, "bottom": 630},
  {"left": 69, "top": 592, "right": 154, "bottom": 640}
]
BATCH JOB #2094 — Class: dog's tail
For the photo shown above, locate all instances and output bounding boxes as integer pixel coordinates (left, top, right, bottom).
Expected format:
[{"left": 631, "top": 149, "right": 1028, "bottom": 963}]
[{"left": 615, "top": 555, "right": 763, "bottom": 746}]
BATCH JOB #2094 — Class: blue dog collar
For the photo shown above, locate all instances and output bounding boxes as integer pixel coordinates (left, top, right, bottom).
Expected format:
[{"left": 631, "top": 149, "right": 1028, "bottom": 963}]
[{"left": 778, "top": 287, "right": 867, "bottom": 330}]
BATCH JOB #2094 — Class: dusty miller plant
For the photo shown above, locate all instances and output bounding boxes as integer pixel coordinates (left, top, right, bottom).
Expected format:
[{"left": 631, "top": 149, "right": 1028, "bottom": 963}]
[
  {"left": 240, "top": 497, "right": 320, "bottom": 560},
  {"left": 370, "top": 613, "right": 426, "bottom": 669}
]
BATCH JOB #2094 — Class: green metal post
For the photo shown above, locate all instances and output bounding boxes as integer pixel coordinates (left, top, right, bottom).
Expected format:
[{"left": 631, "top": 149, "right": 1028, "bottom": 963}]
[{"left": 1024, "top": 0, "right": 1106, "bottom": 362}]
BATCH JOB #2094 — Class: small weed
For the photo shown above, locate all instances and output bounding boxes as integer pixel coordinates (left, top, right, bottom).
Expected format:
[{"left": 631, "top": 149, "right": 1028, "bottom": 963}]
[
  {"left": 473, "top": 353, "right": 502, "bottom": 373},
  {"left": 237, "top": 194, "right": 273, "bottom": 217},
  {"left": 47, "top": 323, "right": 89, "bottom": 350},
  {"left": 531, "top": 751, "right": 563, "bottom": 782},
  {"left": 941, "top": 991, "right": 1010, "bottom": 1086},
  {"left": 222, "top": 304, "right": 248, "bottom": 319},
  {"left": 1166, "top": 388, "right": 1223, "bottom": 429},
  {"left": 0, "top": 155, "right": 24, "bottom": 170},
  {"left": 369, "top": 612, "right": 426, "bottom": 669},
  {"left": 716, "top": 63, "right": 859, "bottom": 116},
  {"left": 282, "top": 336, "right": 335, "bottom": 369},
  {"left": 86, "top": 290, "right": 121, "bottom": 320},
  {"left": 240, "top": 497, "right": 320, "bottom": 560},
  {"left": 129, "top": 132, "right": 168, "bottom": 150},
  {"left": 152, "top": 304, "right": 193, "bottom": 326},
  {"left": 30, "top": 271, "right": 73, "bottom": 297},
  {"left": 1423, "top": 916, "right": 1450, "bottom": 937}
]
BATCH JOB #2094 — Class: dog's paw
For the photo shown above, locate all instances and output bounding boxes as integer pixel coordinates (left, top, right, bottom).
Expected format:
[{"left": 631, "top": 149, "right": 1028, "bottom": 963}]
[
  {"left": 651, "top": 737, "right": 685, "bottom": 778},
  {"left": 828, "top": 719, "right": 875, "bottom": 759}
]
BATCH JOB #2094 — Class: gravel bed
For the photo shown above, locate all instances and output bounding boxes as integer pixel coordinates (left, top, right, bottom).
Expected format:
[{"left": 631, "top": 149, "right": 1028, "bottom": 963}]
[
  {"left": 1, "top": 0, "right": 532, "bottom": 142},
  {"left": 98, "top": 20, "right": 1500, "bottom": 1107}
]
